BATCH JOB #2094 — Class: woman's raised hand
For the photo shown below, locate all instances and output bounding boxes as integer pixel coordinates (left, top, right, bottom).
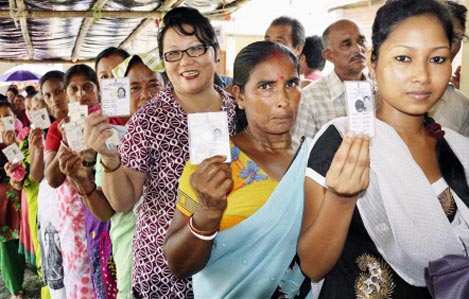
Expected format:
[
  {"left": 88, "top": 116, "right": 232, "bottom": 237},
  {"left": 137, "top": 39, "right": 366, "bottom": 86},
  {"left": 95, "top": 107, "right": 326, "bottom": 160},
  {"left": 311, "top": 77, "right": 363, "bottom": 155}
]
[
  {"left": 57, "top": 144, "right": 91, "bottom": 183},
  {"left": 190, "top": 156, "right": 232, "bottom": 230},
  {"left": 191, "top": 156, "right": 232, "bottom": 211},
  {"left": 326, "top": 135, "right": 370, "bottom": 199},
  {"left": 4, "top": 162, "right": 19, "bottom": 178},
  {"left": 28, "top": 128, "right": 43, "bottom": 151},
  {"left": 84, "top": 112, "right": 114, "bottom": 157}
]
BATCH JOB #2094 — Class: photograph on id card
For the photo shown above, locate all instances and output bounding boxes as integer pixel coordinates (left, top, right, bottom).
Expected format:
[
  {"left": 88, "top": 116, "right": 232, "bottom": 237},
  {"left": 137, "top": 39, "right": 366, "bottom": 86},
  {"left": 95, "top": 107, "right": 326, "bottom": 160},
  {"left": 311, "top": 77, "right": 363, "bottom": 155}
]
[
  {"left": 344, "top": 81, "right": 375, "bottom": 137},
  {"left": 30, "top": 108, "right": 51, "bottom": 129},
  {"left": 187, "top": 111, "right": 230, "bottom": 165},
  {"left": 100, "top": 78, "right": 131, "bottom": 117},
  {"left": 2, "top": 143, "right": 24, "bottom": 164}
]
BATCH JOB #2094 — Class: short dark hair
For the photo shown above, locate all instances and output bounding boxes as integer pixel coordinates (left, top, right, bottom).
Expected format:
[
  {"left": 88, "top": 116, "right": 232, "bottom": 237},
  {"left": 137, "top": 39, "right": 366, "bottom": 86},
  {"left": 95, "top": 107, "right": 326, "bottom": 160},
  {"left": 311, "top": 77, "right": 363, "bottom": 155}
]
[
  {"left": 233, "top": 40, "right": 298, "bottom": 132},
  {"left": 95, "top": 47, "right": 130, "bottom": 71},
  {"left": 372, "top": 0, "right": 453, "bottom": 61},
  {"left": 64, "top": 64, "right": 99, "bottom": 89},
  {"left": 447, "top": 1, "right": 467, "bottom": 29},
  {"left": 39, "top": 70, "right": 65, "bottom": 92},
  {"left": 302, "top": 35, "right": 325, "bottom": 71},
  {"left": 270, "top": 16, "right": 305, "bottom": 48},
  {"left": 6, "top": 86, "right": 18, "bottom": 96},
  {"left": 24, "top": 85, "right": 37, "bottom": 98},
  {"left": 157, "top": 7, "right": 219, "bottom": 61}
]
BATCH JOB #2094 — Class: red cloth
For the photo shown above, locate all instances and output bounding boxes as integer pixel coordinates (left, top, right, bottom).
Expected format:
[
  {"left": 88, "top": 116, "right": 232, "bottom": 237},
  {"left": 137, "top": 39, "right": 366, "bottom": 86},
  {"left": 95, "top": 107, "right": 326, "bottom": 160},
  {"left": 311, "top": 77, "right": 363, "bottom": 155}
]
[
  {"left": 0, "top": 183, "right": 21, "bottom": 242},
  {"left": 16, "top": 110, "right": 30, "bottom": 128},
  {"left": 45, "top": 120, "right": 62, "bottom": 152},
  {"left": 108, "top": 117, "right": 128, "bottom": 126}
]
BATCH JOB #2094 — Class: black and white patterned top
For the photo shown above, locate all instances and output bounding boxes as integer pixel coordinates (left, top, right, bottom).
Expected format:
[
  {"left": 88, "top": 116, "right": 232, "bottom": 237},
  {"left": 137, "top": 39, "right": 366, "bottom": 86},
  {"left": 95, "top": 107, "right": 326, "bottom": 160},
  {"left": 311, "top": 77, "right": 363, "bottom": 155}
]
[{"left": 119, "top": 85, "right": 236, "bottom": 298}]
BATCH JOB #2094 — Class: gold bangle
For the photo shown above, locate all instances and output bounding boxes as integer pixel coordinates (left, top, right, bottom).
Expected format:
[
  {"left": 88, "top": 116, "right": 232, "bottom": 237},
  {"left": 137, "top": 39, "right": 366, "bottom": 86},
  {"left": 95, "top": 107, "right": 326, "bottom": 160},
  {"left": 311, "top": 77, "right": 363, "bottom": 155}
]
[{"left": 100, "top": 157, "right": 121, "bottom": 173}]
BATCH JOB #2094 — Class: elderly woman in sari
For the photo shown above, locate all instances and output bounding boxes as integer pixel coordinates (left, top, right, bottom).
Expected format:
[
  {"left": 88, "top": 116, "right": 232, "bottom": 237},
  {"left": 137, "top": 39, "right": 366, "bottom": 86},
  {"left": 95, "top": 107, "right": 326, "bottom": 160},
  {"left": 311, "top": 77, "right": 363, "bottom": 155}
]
[{"left": 164, "top": 41, "right": 312, "bottom": 299}]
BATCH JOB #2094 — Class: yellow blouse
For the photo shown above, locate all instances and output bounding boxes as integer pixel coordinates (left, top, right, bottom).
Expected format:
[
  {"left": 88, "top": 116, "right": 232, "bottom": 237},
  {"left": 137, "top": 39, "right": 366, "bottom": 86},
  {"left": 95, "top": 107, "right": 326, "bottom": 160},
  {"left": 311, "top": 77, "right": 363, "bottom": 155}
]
[{"left": 177, "top": 145, "right": 278, "bottom": 230}]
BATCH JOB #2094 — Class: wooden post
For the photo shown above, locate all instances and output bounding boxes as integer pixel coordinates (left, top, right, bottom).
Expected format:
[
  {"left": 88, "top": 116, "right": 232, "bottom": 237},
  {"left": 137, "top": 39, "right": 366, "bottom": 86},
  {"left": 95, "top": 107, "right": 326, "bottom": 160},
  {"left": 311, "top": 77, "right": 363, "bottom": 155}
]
[
  {"left": 71, "top": 0, "right": 110, "bottom": 62},
  {"left": 118, "top": 0, "right": 186, "bottom": 50},
  {"left": 8, "top": 0, "right": 34, "bottom": 59}
]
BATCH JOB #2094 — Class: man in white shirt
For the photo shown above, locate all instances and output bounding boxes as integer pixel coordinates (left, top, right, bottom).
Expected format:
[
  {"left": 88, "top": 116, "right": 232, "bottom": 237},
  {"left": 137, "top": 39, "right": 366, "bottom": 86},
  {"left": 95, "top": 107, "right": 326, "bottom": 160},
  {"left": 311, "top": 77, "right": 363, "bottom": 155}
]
[
  {"left": 292, "top": 19, "right": 367, "bottom": 146},
  {"left": 429, "top": 1, "right": 469, "bottom": 136}
]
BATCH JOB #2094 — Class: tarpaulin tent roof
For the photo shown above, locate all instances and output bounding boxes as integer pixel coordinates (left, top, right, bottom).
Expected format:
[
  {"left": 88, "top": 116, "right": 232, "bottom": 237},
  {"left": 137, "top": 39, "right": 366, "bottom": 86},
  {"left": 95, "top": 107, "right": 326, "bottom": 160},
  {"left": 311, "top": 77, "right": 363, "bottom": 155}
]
[{"left": 0, "top": 0, "right": 247, "bottom": 63}]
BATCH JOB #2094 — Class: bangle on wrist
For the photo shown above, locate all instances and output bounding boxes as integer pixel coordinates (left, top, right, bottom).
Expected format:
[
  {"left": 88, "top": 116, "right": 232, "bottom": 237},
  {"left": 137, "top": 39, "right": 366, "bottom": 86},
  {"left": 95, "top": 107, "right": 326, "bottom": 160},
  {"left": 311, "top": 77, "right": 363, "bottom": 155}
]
[
  {"left": 100, "top": 157, "right": 121, "bottom": 173},
  {"left": 188, "top": 216, "right": 218, "bottom": 241},
  {"left": 79, "top": 182, "right": 97, "bottom": 197}
]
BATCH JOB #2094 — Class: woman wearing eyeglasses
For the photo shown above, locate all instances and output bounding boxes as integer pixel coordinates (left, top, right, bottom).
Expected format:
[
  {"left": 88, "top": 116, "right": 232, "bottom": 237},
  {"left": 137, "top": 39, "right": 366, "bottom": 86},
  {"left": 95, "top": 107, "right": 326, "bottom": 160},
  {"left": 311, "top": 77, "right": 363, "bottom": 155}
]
[{"left": 85, "top": 7, "right": 236, "bottom": 298}]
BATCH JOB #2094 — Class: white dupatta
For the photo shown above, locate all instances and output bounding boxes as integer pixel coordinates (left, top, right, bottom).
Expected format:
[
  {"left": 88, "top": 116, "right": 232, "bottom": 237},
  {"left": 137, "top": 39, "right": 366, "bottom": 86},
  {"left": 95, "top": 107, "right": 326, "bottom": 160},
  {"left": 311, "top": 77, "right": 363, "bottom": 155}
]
[{"left": 330, "top": 117, "right": 469, "bottom": 286}]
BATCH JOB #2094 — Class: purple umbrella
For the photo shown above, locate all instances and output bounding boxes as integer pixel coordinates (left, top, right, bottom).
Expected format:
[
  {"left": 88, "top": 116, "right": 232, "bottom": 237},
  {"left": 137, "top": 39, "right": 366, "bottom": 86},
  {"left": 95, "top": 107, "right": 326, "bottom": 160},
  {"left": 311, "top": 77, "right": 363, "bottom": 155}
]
[{"left": 0, "top": 70, "right": 40, "bottom": 82}]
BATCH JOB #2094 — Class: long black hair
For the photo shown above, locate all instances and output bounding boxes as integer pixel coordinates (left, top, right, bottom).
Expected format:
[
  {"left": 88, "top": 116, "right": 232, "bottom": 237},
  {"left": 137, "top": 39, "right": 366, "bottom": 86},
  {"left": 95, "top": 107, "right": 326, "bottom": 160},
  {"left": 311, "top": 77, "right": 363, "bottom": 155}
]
[
  {"left": 424, "top": 116, "right": 469, "bottom": 206},
  {"left": 232, "top": 41, "right": 298, "bottom": 132}
]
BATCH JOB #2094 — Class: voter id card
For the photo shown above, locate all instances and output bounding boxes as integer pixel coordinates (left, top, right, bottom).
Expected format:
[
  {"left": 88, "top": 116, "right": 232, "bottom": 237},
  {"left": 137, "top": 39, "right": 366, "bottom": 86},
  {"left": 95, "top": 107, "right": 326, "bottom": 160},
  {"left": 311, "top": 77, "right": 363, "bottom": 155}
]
[
  {"left": 344, "top": 81, "right": 375, "bottom": 137},
  {"left": 30, "top": 108, "right": 51, "bottom": 129},
  {"left": 64, "top": 120, "right": 86, "bottom": 152},
  {"left": 100, "top": 78, "right": 131, "bottom": 117},
  {"left": 68, "top": 102, "right": 88, "bottom": 122},
  {"left": 2, "top": 143, "right": 24, "bottom": 163},
  {"left": 187, "top": 111, "right": 231, "bottom": 164}
]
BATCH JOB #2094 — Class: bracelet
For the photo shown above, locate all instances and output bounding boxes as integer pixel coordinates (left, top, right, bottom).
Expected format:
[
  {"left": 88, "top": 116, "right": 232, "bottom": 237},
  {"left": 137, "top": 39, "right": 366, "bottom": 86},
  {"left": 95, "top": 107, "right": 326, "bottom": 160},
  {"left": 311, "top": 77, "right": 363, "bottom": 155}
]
[
  {"left": 100, "top": 157, "right": 121, "bottom": 173},
  {"left": 188, "top": 216, "right": 218, "bottom": 241},
  {"left": 78, "top": 182, "right": 97, "bottom": 197}
]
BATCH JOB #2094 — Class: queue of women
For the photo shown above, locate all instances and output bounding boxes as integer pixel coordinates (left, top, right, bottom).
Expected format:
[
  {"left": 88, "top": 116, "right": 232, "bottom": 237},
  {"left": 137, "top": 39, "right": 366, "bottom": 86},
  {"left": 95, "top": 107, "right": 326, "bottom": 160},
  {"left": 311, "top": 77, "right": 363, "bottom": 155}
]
[{"left": 1, "top": 0, "right": 469, "bottom": 298}]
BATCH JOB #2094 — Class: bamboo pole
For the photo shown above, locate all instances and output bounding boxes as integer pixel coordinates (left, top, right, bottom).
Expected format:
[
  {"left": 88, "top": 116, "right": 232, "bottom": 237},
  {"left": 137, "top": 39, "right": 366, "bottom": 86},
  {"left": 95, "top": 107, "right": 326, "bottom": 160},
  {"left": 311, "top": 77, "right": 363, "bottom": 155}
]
[
  {"left": 16, "top": 0, "right": 34, "bottom": 59},
  {"left": 0, "top": 9, "right": 164, "bottom": 18},
  {"left": 8, "top": 0, "right": 34, "bottom": 59},
  {"left": 118, "top": 0, "right": 186, "bottom": 50},
  {"left": 0, "top": 1, "right": 245, "bottom": 20},
  {"left": 71, "top": 0, "right": 110, "bottom": 62},
  {"left": 0, "top": 0, "right": 248, "bottom": 62}
]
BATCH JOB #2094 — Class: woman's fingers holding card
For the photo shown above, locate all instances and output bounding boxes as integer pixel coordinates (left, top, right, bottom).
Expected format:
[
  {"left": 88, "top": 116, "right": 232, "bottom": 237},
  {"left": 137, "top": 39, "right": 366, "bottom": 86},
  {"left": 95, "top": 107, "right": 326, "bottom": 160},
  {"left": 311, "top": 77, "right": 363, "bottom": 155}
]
[
  {"left": 326, "top": 135, "right": 370, "bottom": 198},
  {"left": 190, "top": 155, "right": 232, "bottom": 211},
  {"left": 85, "top": 115, "right": 115, "bottom": 156}
]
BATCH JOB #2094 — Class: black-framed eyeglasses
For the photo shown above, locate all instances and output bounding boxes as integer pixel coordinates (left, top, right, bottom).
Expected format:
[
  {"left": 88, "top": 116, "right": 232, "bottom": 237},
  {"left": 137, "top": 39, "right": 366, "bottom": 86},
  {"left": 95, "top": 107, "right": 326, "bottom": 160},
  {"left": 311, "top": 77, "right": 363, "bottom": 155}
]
[{"left": 163, "top": 44, "right": 210, "bottom": 62}]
